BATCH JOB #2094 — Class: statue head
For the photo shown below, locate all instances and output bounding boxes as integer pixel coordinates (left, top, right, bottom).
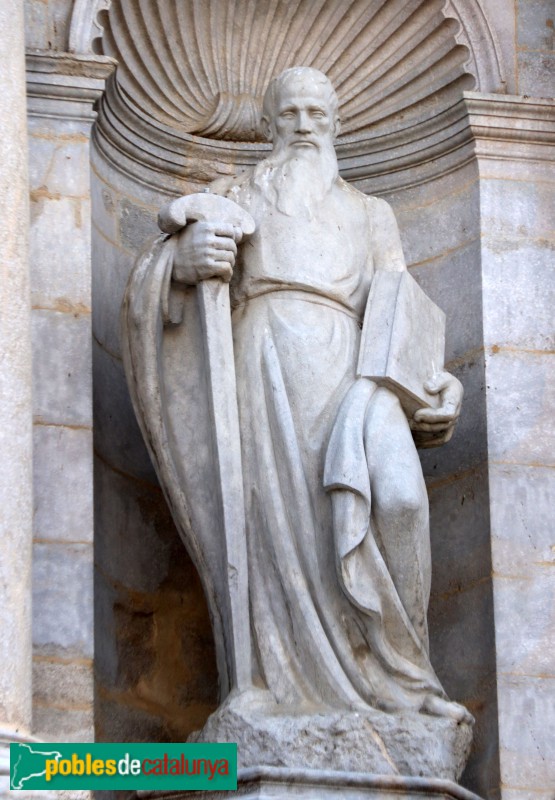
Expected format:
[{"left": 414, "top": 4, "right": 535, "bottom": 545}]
[{"left": 261, "top": 67, "right": 341, "bottom": 151}]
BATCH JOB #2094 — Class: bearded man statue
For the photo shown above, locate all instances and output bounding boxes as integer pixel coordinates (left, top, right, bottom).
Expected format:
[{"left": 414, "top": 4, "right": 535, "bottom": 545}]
[{"left": 122, "top": 67, "right": 475, "bottom": 788}]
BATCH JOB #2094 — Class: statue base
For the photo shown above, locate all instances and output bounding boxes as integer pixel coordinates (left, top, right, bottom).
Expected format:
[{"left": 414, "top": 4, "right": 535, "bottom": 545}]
[
  {"left": 189, "top": 693, "right": 473, "bottom": 783},
  {"left": 138, "top": 767, "right": 484, "bottom": 799}
]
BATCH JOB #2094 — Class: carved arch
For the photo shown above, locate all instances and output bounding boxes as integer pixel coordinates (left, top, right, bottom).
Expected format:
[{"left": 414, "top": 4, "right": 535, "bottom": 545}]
[{"left": 81, "top": 0, "right": 506, "bottom": 192}]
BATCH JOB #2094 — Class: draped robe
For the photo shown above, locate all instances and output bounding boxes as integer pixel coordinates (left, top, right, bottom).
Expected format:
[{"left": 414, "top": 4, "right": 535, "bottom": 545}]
[{"left": 123, "top": 170, "right": 447, "bottom": 715}]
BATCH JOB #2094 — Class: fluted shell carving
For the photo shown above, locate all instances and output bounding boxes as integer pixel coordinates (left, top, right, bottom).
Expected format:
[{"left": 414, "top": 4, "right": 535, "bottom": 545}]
[{"left": 97, "top": 0, "right": 476, "bottom": 143}]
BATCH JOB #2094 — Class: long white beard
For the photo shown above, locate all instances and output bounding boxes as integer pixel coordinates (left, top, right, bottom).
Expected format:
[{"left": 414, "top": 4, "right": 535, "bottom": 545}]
[{"left": 253, "top": 141, "right": 339, "bottom": 220}]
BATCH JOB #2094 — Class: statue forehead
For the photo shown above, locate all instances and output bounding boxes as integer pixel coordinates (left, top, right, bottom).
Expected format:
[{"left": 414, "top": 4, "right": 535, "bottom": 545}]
[
  {"left": 278, "top": 74, "right": 331, "bottom": 98},
  {"left": 268, "top": 68, "right": 336, "bottom": 111}
]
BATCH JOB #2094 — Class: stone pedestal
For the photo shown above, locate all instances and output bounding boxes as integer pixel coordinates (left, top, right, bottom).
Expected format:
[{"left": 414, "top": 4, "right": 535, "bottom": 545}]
[
  {"left": 192, "top": 702, "right": 473, "bottom": 782},
  {"left": 139, "top": 767, "right": 484, "bottom": 800}
]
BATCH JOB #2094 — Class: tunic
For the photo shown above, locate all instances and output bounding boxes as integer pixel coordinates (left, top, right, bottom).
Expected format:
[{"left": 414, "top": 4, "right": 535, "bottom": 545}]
[{"left": 223, "top": 173, "right": 444, "bottom": 711}]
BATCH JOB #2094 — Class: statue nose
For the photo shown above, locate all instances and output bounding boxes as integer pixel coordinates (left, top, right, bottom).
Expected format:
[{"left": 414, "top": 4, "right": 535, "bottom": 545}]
[{"left": 295, "top": 111, "right": 312, "bottom": 132}]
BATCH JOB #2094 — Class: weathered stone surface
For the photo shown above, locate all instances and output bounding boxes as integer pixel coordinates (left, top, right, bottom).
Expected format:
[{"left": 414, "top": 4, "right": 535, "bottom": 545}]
[
  {"left": 410, "top": 240, "right": 483, "bottom": 362},
  {"left": 92, "top": 227, "right": 135, "bottom": 357},
  {"left": 94, "top": 462, "right": 218, "bottom": 744},
  {"left": 489, "top": 463, "right": 554, "bottom": 578},
  {"left": 29, "top": 194, "right": 92, "bottom": 310},
  {"left": 493, "top": 572, "right": 555, "bottom": 676},
  {"left": 24, "top": 0, "right": 74, "bottom": 52},
  {"left": 140, "top": 767, "right": 483, "bottom": 800},
  {"left": 32, "top": 706, "right": 94, "bottom": 744},
  {"left": 32, "top": 542, "right": 93, "bottom": 659},
  {"left": 518, "top": 52, "right": 555, "bottom": 98},
  {"left": 33, "top": 424, "right": 93, "bottom": 542},
  {"left": 397, "top": 184, "right": 480, "bottom": 272},
  {"left": 485, "top": 349, "right": 554, "bottom": 466},
  {"left": 92, "top": 340, "right": 156, "bottom": 481},
  {"left": 427, "top": 465, "right": 492, "bottom": 596},
  {"left": 419, "top": 352, "right": 487, "bottom": 481},
  {"left": 119, "top": 197, "right": 158, "bottom": 254},
  {"left": 482, "top": 242, "right": 554, "bottom": 352},
  {"left": 497, "top": 673, "right": 555, "bottom": 791},
  {"left": 0, "top": 0, "right": 33, "bottom": 758},
  {"left": 192, "top": 700, "right": 473, "bottom": 782},
  {"left": 33, "top": 658, "right": 93, "bottom": 708},
  {"left": 31, "top": 309, "right": 92, "bottom": 426}
]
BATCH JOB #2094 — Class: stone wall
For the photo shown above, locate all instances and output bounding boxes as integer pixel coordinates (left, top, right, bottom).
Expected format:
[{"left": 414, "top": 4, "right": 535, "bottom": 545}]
[
  {"left": 385, "top": 166, "right": 499, "bottom": 797},
  {"left": 90, "top": 151, "right": 219, "bottom": 743}
]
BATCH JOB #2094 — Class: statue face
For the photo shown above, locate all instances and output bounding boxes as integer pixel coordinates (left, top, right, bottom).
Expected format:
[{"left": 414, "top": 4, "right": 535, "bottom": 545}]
[{"left": 269, "top": 75, "right": 338, "bottom": 152}]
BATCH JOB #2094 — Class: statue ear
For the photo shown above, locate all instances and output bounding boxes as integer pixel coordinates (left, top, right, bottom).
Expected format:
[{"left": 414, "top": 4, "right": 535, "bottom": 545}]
[
  {"left": 334, "top": 117, "right": 341, "bottom": 138},
  {"left": 261, "top": 116, "right": 272, "bottom": 142}
]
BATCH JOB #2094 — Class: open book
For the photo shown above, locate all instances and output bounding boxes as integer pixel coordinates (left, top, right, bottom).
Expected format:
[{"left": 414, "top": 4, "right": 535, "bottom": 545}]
[{"left": 357, "top": 270, "right": 446, "bottom": 417}]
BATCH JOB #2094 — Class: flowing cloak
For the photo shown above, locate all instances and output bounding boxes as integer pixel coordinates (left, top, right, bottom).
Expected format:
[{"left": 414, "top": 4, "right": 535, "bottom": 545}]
[{"left": 121, "top": 174, "right": 446, "bottom": 712}]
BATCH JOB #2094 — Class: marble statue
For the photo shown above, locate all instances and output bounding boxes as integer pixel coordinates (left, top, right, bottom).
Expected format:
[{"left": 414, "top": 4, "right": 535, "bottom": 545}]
[{"left": 122, "top": 67, "right": 474, "bottom": 781}]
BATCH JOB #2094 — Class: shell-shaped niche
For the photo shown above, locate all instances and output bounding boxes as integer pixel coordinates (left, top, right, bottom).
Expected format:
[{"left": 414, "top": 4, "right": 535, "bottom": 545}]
[{"left": 98, "top": 0, "right": 475, "bottom": 143}]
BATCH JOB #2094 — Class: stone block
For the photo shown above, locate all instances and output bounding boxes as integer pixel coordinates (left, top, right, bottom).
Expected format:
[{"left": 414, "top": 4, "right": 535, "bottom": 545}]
[
  {"left": 518, "top": 51, "right": 555, "bottom": 98},
  {"left": 28, "top": 114, "right": 91, "bottom": 141},
  {"left": 92, "top": 227, "right": 135, "bottom": 357},
  {"left": 33, "top": 658, "right": 93, "bottom": 707},
  {"left": 33, "top": 424, "right": 93, "bottom": 542},
  {"left": 428, "top": 463, "right": 492, "bottom": 597},
  {"left": 481, "top": 241, "right": 554, "bottom": 351},
  {"left": 32, "top": 542, "right": 93, "bottom": 659},
  {"left": 410, "top": 239, "right": 483, "bottom": 361},
  {"left": 30, "top": 195, "right": 91, "bottom": 310},
  {"left": 493, "top": 572, "right": 555, "bottom": 676},
  {"left": 23, "top": 0, "right": 72, "bottom": 51},
  {"left": 480, "top": 178, "right": 554, "bottom": 242},
  {"left": 489, "top": 463, "right": 554, "bottom": 578},
  {"left": 28, "top": 132, "right": 91, "bottom": 198},
  {"left": 497, "top": 674, "right": 555, "bottom": 791},
  {"left": 92, "top": 339, "right": 157, "bottom": 482},
  {"left": 32, "top": 705, "right": 94, "bottom": 744},
  {"left": 31, "top": 309, "right": 92, "bottom": 427},
  {"left": 484, "top": 349, "right": 554, "bottom": 466},
  {"left": 476, "top": 157, "right": 555, "bottom": 185},
  {"left": 395, "top": 183, "right": 479, "bottom": 269},
  {"left": 517, "top": 0, "right": 555, "bottom": 50}
]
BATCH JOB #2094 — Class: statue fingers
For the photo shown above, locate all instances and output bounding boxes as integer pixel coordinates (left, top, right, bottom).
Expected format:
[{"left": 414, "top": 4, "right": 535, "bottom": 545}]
[
  {"left": 208, "top": 247, "right": 236, "bottom": 266},
  {"left": 410, "top": 418, "right": 457, "bottom": 433},
  {"left": 211, "top": 235, "right": 238, "bottom": 256},
  {"left": 413, "top": 404, "right": 460, "bottom": 425},
  {"left": 202, "top": 258, "right": 233, "bottom": 282},
  {"left": 206, "top": 222, "right": 237, "bottom": 240}
]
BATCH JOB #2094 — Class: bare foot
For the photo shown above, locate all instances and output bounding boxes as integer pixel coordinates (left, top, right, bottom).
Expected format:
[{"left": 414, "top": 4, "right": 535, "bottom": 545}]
[{"left": 421, "top": 694, "right": 475, "bottom": 725}]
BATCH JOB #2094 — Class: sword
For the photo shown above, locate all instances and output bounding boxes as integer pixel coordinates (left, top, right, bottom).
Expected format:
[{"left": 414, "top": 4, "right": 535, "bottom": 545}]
[{"left": 158, "top": 192, "right": 255, "bottom": 693}]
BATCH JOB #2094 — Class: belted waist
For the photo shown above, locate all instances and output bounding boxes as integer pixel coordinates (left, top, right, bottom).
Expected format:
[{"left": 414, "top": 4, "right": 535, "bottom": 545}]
[{"left": 232, "top": 287, "right": 361, "bottom": 323}]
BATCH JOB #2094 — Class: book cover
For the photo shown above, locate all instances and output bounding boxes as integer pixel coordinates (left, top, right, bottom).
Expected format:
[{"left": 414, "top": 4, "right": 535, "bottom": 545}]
[{"left": 357, "top": 271, "right": 446, "bottom": 416}]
